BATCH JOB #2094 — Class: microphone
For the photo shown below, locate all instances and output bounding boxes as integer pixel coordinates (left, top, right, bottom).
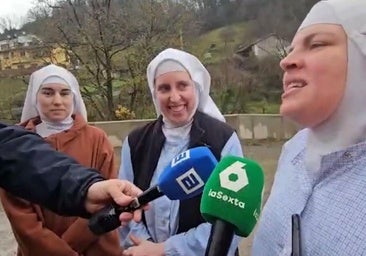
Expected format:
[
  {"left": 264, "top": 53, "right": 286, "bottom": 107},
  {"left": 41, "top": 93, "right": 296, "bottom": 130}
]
[
  {"left": 89, "top": 146, "right": 217, "bottom": 235},
  {"left": 200, "top": 155, "right": 265, "bottom": 256},
  {"left": 291, "top": 214, "right": 302, "bottom": 256}
]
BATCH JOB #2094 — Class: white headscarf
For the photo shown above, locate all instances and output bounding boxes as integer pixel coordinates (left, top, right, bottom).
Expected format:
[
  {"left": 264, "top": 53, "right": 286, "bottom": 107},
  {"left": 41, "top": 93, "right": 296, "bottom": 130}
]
[
  {"left": 299, "top": 0, "right": 366, "bottom": 171},
  {"left": 147, "top": 48, "right": 225, "bottom": 123},
  {"left": 21, "top": 64, "right": 87, "bottom": 137}
]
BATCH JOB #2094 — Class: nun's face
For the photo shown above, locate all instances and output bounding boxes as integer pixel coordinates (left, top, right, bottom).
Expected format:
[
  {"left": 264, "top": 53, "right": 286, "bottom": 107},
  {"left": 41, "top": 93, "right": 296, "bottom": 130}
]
[
  {"left": 154, "top": 71, "right": 196, "bottom": 125},
  {"left": 37, "top": 83, "right": 74, "bottom": 122},
  {"left": 280, "top": 24, "right": 347, "bottom": 128}
]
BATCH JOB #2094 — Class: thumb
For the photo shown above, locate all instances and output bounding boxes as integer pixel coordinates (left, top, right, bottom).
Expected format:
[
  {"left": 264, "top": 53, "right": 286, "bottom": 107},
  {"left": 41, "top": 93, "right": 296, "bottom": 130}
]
[
  {"left": 109, "top": 187, "right": 134, "bottom": 206},
  {"left": 108, "top": 181, "right": 136, "bottom": 206},
  {"left": 129, "top": 234, "right": 142, "bottom": 245}
]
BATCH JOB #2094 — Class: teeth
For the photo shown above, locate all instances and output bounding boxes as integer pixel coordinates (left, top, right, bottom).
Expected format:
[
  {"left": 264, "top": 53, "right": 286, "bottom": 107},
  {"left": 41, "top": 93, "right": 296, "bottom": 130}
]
[
  {"left": 170, "top": 105, "right": 185, "bottom": 112},
  {"left": 289, "top": 82, "right": 304, "bottom": 88}
]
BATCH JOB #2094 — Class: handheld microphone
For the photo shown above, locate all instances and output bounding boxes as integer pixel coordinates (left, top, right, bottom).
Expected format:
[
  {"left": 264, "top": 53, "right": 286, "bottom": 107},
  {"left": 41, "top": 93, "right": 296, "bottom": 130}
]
[
  {"left": 89, "top": 146, "right": 217, "bottom": 235},
  {"left": 291, "top": 214, "right": 302, "bottom": 256},
  {"left": 200, "top": 155, "right": 265, "bottom": 256}
]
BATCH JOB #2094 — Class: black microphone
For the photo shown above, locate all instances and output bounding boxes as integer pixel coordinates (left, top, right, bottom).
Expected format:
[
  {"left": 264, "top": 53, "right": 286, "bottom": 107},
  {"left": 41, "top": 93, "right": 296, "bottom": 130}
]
[
  {"left": 205, "top": 220, "right": 235, "bottom": 256},
  {"left": 291, "top": 214, "right": 302, "bottom": 256},
  {"left": 88, "top": 186, "right": 164, "bottom": 235}
]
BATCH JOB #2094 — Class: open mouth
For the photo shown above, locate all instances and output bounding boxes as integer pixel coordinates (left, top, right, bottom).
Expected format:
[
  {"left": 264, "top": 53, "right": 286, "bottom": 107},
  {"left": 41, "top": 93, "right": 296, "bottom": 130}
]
[
  {"left": 169, "top": 105, "right": 186, "bottom": 112},
  {"left": 287, "top": 81, "right": 306, "bottom": 90},
  {"left": 282, "top": 79, "right": 307, "bottom": 98}
]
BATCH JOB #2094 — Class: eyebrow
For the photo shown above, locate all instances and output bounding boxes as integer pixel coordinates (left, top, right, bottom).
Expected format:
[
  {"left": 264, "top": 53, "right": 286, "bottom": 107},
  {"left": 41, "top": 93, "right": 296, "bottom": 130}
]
[
  {"left": 156, "top": 80, "right": 190, "bottom": 87},
  {"left": 155, "top": 82, "right": 170, "bottom": 88},
  {"left": 40, "top": 87, "right": 71, "bottom": 92}
]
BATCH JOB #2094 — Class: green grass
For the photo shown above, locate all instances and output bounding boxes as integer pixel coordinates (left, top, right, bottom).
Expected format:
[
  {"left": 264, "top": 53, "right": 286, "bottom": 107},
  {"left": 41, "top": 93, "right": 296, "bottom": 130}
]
[
  {"left": 0, "top": 78, "right": 27, "bottom": 123},
  {"left": 246, "top": 101, "right": 280, "bottom": 114},
  {"left": 188, "top": 22, "right": 248, "bottom": 65},
  {"left": 0, "top": 78, "right": 27, "bottom": 108},
  {"left": 0, "top": 78, "right": 27, "bottom": 102}
]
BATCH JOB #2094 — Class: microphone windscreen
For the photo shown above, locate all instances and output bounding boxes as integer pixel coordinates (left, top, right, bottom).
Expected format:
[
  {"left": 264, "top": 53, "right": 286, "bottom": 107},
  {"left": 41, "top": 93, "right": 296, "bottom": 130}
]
[
  {"left": 158, "top": 146, "right": 217, "bottom": 200},
  {"left": 200, "top": 155, "right": 264, "bottom": 237}
]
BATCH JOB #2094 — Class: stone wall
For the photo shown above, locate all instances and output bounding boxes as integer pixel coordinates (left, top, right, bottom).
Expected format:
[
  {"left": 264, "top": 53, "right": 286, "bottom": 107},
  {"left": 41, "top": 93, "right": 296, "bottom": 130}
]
[{"left": 89, "top": 114, "right": 299, "bottom": 148}]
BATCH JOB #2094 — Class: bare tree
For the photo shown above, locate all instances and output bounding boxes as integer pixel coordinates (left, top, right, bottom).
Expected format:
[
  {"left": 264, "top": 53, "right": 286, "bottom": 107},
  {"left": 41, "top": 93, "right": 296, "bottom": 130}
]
[
  {"left": 29, "top": 0, "right": 198, "bottom": 120},
  {"left": 118, "top": 0, "right": 199, "bottom": 116},
  {"left": 30, "top": 0, "right": 135, "bottom": 119},
  {"left": 0, "top": 17, "right": 19, "bottom": 32}
]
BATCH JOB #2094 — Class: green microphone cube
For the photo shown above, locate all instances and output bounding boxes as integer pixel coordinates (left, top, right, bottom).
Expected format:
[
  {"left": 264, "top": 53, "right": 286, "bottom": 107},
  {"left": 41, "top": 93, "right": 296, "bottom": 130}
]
[{"left": 200, "top": 155, "right": 265, "bottom": 237}]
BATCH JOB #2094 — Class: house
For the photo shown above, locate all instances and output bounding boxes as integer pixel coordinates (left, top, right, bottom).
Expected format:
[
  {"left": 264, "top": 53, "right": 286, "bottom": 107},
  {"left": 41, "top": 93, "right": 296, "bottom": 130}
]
[
  {"left": 235, "top": 33, "right": 289, "bottom": 60},
  {"left": 0, "top": 29, "right": 71, "bottom": 77}
]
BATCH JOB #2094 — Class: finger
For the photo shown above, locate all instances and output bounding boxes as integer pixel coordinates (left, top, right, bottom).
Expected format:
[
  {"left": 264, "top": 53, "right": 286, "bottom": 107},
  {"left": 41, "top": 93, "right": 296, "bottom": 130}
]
[
  {"left": 129, "top": 234, "right": 142, "bottom": 245},
  {"left": 108, "top": 182, "right": 135, "bottom": 206},
  {"left": 142, "top": 203, "right": 150, "bottom": 211},
  {"left": 133, "top": 204, "right": 149, "bottom": 222},
  {"left": 120, "top": 212, "right": 134, "bottom": 225},
  {"left": 124, "top": 181, "right": 143, "bottom": 197},
  {"left": 114, "top": 193, "right": 134, "bottom": 207},
  {"left": 132, "top": 208, "right": 142, "bottom": 223}
]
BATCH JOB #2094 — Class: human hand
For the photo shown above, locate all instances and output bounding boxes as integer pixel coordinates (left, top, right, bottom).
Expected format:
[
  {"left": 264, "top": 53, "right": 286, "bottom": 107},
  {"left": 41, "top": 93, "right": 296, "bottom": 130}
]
[
  {"left": 122, "top": 235, "right": 165, "bottom": 256},
  {"left": 85, "top": 179, "right": 148, "bottom": 223}
]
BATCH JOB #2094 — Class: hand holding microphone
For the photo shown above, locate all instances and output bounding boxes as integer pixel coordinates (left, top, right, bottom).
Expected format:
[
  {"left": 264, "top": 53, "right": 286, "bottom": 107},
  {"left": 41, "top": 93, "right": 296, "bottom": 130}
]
[
  {"left": 89, "top": 146, "right": 217, "bottom": 235},
  {"left": 200, "top": 155, "right": 265, "bottom": 256}
]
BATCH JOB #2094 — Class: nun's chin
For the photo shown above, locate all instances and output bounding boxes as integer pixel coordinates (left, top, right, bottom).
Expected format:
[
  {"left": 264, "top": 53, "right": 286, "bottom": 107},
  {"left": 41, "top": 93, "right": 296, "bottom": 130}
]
[{"left": 162, "top": 111, "right": 194, "bottom": 128}]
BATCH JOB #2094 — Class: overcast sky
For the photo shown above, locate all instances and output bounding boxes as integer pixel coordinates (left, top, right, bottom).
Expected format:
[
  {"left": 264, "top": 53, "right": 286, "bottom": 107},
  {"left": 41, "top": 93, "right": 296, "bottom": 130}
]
[{"left": 0, "top": 0, "right": 35, "bottom": 29}]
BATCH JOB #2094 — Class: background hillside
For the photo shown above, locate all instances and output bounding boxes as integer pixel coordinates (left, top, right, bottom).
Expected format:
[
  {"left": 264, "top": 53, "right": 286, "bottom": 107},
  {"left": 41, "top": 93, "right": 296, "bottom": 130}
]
[{"left": 0, "top": 0, "right": 319, "bottom": 123}]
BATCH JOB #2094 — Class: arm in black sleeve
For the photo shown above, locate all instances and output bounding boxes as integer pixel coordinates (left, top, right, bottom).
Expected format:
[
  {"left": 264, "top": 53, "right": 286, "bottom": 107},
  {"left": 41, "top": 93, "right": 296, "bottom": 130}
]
[{"left": 0, "top": 123, "right": 104, "bottom": 218}]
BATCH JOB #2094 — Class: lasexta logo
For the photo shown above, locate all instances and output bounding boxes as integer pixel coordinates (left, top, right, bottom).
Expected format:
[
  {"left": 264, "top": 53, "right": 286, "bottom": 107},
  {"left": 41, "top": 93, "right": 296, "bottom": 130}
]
[
  {"left": 208, "top": 161, "right": 248, "bottom": 208},
  {"left": 219, "top": 161, "right": 248, "bottom": 192}
]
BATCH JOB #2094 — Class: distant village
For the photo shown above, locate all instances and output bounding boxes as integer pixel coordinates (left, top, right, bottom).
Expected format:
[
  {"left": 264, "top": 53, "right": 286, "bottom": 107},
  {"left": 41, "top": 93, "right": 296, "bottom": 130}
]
[{"left": 0, "top": 29, "right": 73, "bottom": 78}]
